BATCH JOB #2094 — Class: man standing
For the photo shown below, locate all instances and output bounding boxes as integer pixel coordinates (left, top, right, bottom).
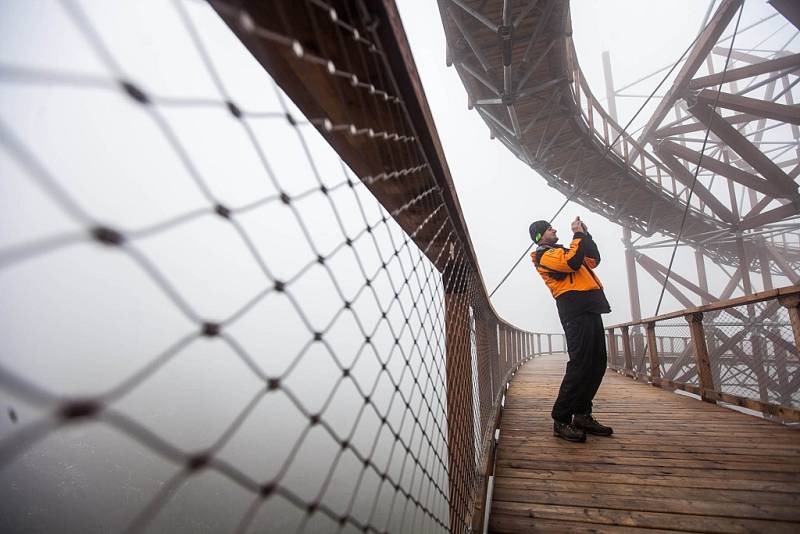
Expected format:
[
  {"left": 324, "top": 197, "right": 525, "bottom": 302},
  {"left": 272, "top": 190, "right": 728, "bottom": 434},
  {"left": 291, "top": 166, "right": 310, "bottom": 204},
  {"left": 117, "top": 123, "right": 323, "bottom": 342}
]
[{"left": 529, "top": 216, "right": 613, "bottom": 442}]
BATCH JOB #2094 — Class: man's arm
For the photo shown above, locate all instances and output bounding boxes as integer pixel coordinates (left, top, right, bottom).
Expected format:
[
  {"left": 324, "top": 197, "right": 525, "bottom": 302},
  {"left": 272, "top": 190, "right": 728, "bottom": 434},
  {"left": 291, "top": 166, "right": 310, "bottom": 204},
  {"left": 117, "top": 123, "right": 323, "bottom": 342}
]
[
  {"left": 539, "top": 236, "right": 587, "bottom": 272},
  {"left": 582, "top": 233, "right": 601, "bottom": 268}
]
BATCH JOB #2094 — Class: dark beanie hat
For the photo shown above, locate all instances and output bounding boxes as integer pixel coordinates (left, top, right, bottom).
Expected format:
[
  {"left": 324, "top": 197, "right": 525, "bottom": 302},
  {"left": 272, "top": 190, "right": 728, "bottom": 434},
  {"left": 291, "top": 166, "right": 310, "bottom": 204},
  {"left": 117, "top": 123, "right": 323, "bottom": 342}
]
[{"left": 529, "top": 220, "right": 550, "bottom": 243}]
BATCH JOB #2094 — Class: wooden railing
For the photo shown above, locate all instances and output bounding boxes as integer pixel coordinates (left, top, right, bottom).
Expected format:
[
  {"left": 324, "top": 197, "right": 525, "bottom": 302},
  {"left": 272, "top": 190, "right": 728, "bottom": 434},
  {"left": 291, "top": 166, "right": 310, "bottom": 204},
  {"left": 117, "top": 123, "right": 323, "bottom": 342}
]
[{"left": 606, "top": 285, "right": 800, "bottom": 422}]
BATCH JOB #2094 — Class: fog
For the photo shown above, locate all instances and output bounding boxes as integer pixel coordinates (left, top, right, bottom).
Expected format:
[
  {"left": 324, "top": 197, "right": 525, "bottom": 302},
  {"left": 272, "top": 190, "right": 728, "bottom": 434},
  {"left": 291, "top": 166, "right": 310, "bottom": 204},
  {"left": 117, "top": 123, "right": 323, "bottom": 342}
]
[
  {"left": 1, "top": 1, "right": 797, "bottom": 533},
  {"left": 1, "top": 1, "right": 449, "bottom": 532}
]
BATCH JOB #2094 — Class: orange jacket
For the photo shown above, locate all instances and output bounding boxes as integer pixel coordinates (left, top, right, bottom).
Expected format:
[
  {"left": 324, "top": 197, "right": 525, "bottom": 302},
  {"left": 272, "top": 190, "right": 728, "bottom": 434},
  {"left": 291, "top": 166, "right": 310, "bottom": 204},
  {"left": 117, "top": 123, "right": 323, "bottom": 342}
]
[{"left": 532, "top": 233, "right": 603, "bottom": 299}]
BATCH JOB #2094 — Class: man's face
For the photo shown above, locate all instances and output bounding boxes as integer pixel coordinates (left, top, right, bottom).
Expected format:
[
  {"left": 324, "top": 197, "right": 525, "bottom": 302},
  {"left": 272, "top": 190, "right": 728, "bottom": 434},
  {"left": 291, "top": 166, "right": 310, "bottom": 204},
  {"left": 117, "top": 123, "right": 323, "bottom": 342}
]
[{"left": 540, "top": 226, "right": 558, "bottom": 245}]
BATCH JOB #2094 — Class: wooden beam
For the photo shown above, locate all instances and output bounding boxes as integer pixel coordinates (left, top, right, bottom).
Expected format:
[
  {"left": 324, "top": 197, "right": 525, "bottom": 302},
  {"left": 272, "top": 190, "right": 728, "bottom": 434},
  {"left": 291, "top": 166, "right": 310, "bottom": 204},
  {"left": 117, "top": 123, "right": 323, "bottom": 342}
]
[
  {"left": 743, "top": 194, "right": 775, "bottom": 219},
  {"left": 694, "top": 89, "right": 800, "bottom": 125},
  {"left": 769, "top": 0, "right": 800, "bottom": 30},
  {"left": 713, "top": 47, "right": 774, "bottom": 65},
  {"left": 658, "top": 139, "right": 788, "bottom": 197},
  {"left": 636, "top": 254, "right": 697, "bottom": 309},
  {"left": 778, "top": 293, "right": 800, "bottom": 352},
  {"left": 608, "top": 283, "right": 799, "bottom": 329},
  {"left": 653, "top": 145, "right": 737, "bottom": 223},
  {"left": 688, "top": 52, "right": 800, "bottom": 89},
  {"left": 765, "top": 246, "right": 800, "bottom": 284},
  {"left": 645, "top": 322, "right": 661, "bottom": 380},
  {"left": 687, "top": 102, "right": 797, "bottom": 195},
  {"left": 737, "top": 201, "right": 800, "bottom": 231},
  {"left": 606, "top": 328, "right": 620, "bottom": 369},
  {"left": 654, "top": 113, "right": 758, "bottom": 138},
  {"left": 635, "top": 252, "right": 747, "bottom": 319},
  {"left": 620, "top": 326, "right": 633, "bottom": 371},
  {"left": 636, "top": 0, "right": 743, "bottom": 148},
  {"left": 445, "top": 285, "right": 475, "bottom": 532},
  {"left": 686, "top": 312, "right": 715, "bottom": 402}
]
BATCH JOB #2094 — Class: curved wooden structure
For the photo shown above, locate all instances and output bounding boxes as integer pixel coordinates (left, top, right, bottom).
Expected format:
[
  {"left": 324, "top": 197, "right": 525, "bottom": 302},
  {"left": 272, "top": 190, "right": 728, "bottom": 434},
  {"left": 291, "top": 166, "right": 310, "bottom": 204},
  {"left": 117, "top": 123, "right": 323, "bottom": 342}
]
[{"left": 438, "top": 0, "right": 800, "bottom": 271}]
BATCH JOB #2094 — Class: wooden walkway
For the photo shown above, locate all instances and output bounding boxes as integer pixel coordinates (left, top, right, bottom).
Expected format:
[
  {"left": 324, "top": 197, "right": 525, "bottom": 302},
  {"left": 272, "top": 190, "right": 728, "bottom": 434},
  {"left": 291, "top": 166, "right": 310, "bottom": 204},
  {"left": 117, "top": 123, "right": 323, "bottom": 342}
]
[{"left": 489, "top": 354, "right": 800, "bottom": 533}]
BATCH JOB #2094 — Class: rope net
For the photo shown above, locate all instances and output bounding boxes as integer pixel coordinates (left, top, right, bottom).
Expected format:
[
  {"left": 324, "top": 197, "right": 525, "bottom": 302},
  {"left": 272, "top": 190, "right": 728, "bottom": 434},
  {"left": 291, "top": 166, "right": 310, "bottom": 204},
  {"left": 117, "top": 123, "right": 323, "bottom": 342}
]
[{"left": 0, "top": 1, "right": 540, "bottom": 532}]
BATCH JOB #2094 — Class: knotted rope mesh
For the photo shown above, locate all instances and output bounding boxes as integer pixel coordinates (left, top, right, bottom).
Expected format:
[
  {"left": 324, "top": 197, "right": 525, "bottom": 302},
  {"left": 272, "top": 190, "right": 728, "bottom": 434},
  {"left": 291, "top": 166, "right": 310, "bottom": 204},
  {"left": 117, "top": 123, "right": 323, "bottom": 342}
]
[{"left": 0, "top": 1, "right": 537, "bottom": 532}]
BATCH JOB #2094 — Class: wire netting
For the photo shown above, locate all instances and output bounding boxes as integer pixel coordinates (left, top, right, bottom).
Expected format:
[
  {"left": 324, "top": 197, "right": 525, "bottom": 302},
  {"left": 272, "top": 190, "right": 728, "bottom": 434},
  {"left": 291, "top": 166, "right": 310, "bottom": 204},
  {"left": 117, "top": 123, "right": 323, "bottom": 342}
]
[
  {"left": 653, "top": 323, "right": 696, "bottom": 385},
  {"left": 705, "top": 300, "right": 798, "bottom": 409},
  {"left": 0, "top": 1, "right": 539, "bottom": 533},
  {"left": 608, "top": 295, "right": 799, "bottom": 420}
]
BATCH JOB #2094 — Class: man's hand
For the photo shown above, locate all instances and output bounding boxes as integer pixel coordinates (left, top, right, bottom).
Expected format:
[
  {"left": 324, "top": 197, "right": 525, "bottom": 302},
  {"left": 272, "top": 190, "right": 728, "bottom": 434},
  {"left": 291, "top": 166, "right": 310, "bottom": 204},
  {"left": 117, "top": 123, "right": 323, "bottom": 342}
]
[{"left": 571, "top": 216, "right": 587, "bottom": 233}]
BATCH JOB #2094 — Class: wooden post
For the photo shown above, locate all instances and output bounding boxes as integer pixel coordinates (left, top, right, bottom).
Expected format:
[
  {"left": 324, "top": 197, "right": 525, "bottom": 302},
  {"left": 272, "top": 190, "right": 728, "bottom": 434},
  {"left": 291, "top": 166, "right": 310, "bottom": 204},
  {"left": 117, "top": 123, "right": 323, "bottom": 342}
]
[
  {"left": 774, "top": 342, "right": 791, "bottom": 406},
  {"left": 444, "top": 279, "right": 475, "bottom": 531},
  {"left": 606, "top": 328, "right": 619, "bottom": 369},
  {"left": 470, "top": 313, "right": 493, "bottom": 533},
  {"left": 499, "top": 326, "right": 508, "bottom": 369},
  {"left": 778, "top": 294, "right": 800, "bottom": 408},
  {"left": 536, "top": 334, "right": 542, "bottom": 355},
  {"left": 751, "top": 334, "right": 771, "bottom": 416},
  {"left": 620, "top": 326, "right": 633, "bottom": 372},
  {"left": 779, "top": 294, "right": 800, "bottom": 351},
  {"left": 686, "top": 312, "right": 715, "bottom": 403},
  {"left": 547, "top": 334, "right": 553, "bottom": 354},
  {"left": 512, "top": 330, "right": 518, "bottom": 364},
  {"left": 524, "top": 332, "right": 529, "bottom": 360},
  {"left": 646, "top": 322, "right": 661, "bottom": 381},
  {"left": 489, "top": 320, "right": 500, "bottom": 395}
]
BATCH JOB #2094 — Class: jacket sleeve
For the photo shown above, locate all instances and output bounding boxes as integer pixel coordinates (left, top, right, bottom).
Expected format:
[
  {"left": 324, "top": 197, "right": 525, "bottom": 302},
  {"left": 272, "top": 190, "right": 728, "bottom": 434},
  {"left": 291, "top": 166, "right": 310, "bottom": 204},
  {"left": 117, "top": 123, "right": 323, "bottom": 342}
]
[
  {"left": 582, "top": 233, "right": 601, "bottom": 268},
  {"left": 538, "top": 236, "right": 586, "bottom": 272}
]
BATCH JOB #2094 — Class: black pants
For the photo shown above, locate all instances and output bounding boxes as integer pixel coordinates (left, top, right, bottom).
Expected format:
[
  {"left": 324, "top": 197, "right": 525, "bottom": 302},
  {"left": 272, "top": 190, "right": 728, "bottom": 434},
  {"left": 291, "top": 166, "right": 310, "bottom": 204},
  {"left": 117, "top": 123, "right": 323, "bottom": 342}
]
[{"left": 551, "top": 313, "right": 607, "bottom": 423}]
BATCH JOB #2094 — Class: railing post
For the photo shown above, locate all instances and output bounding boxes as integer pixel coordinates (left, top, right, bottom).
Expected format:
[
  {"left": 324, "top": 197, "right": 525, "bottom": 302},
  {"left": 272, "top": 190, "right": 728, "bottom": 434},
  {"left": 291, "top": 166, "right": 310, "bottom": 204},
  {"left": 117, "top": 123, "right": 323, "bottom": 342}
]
[
  {"left": 751, "top": 333, "right": 771, "bottom": 415},
  {"left": 523, "top": 333, "right": 527, "bottom": 360},
  {"left": 444, "top": 276, "right": 475, "bottom": 530},
  {"left": 536, "top": 333, "right": 541, "bottom": 355},
  {"left": 620, "top": 325, "right": 633, "bottom": 372},
  {"left": 606, "top": 328, "right": 618, "bottom": 369},
  {"left": 779, "top": 294, "right": 800, "bottom": 350},
  {"left": 471, "top": 313, "right": 494, "bottom": 533},
  {"left": 513, "top": 330, "right": 518, "bottom": 364},
  {"left": 645, "top": 322, "right": 660, "bottom": 381},
  {"left": 547, "top": 334, "right": 552, "bottom": 354},
  {"left": 499, "top": 326, "right": 508, "bottom": 368},
  {"left": 686, "top": 312, "right": 715, "bottom": 403},
  {"left": 488, "top": 320, "right": 500, "bottom": 396}
]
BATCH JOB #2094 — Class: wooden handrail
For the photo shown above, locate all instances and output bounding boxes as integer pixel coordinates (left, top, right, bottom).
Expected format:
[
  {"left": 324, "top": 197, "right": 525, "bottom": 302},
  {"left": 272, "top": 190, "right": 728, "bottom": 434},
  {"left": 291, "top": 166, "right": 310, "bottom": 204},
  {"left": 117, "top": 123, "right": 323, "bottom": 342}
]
[
  {"left": 606, "top": 284, "right": 800, "bottom": 422},
  {"left": 608, "top": 284, "right": 800, "bottom": 329}
]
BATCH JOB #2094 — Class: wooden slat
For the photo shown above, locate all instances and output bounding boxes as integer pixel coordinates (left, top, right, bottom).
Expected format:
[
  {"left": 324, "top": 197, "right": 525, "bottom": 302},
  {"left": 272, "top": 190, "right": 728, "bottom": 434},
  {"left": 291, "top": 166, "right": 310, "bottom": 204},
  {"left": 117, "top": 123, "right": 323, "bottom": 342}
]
[{"left": 490, "top": 354, "right": 800, "bottom": 533}]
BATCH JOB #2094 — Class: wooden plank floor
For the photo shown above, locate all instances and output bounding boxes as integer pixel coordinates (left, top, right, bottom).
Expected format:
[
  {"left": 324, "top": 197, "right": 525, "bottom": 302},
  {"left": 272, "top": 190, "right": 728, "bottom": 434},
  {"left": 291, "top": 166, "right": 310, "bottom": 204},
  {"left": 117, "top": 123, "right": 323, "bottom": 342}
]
[{"left": 489, "top": 354, "right": 800, "bottom": 533}]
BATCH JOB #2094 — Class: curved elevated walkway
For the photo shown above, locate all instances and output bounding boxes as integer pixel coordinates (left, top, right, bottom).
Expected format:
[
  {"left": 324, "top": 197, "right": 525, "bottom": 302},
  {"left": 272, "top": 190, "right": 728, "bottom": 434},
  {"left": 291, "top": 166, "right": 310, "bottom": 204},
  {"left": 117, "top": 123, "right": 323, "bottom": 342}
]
[
  {"left": 439, "top": 0, "right": 799, "bottom": 269},
  {"left": 490, "top": 354, "right": 800, "bottom": 533}
]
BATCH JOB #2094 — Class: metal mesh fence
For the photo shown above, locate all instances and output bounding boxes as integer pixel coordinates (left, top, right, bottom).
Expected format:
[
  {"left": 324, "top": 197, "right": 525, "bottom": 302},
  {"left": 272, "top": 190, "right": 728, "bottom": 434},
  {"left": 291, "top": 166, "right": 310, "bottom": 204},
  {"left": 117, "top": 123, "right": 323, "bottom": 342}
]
[
  {"left": 654, "top": 322, "right": 698, "bottom": 386},
  {"left": 607, "top": 291, "right": 800, "bottom": 421},
  {"left": 0, "top": 1, "right": 543, "bottom": 533}
]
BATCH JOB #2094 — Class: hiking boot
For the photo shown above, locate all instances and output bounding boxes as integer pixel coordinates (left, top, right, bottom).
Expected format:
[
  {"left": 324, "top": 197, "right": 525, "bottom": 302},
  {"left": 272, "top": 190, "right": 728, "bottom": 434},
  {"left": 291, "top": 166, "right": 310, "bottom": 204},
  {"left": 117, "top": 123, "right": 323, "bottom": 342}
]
[
  {"left": 573, "top": 414, "right": 613, "bottom": 436},
  {"left": 553, "top": 420, "right": 586, "bottom": 443}
]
